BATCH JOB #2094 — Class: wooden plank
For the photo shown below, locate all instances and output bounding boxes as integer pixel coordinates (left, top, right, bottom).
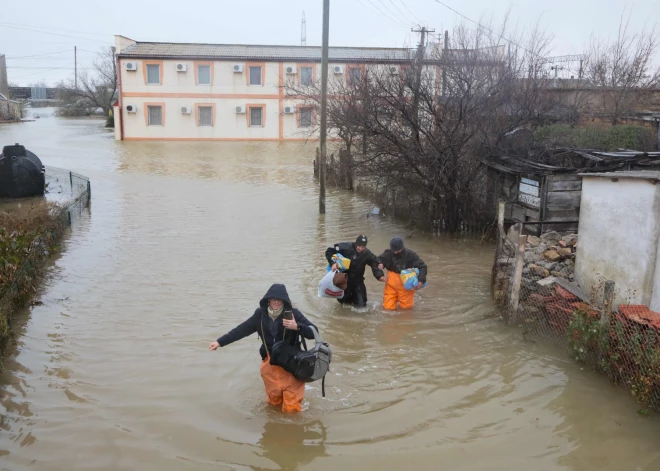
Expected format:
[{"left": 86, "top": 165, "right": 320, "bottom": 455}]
[
  {"left": 547, "top": 174, "right": 583, "bottom": 182},
  {"left": 546, "top": 191, "right": 581, "bottom": 208},
  {"left": 523, "top": 207, "right": 540, "bottom": 219},
  {"left": 544, "top": 222, "right": 579, "bottom": 233},
  {"left": 511, "top": 205, "right": 525, "bottom": 221},
  {"left": 545, "top": 209, "right": 580, "bottom": 219},
  {"left": 548, "top": 180, "right": 582, "bottom": 191}
]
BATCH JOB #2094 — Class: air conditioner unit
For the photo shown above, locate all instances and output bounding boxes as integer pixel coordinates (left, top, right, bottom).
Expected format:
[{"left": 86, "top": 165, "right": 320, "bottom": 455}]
[
  {"left": 333, "top": 65, "right": 345, "bottom": 74},
  {"left": 235, "top": 105, "right": 246, "bottom": 114},
  {"left": 124, "top": 62, "right": 137, "bottom": 71},
  {"left": 283, "top": 105, "right": 296, "bottom": 114},
  {"left": 181, "top": 106, "right": 192, "bottom": 114},
  {"left": 285, "top": 66, "right": 297, "bottom": 74},
  {"left": 125, "top": 104, "right": 137, "bottom": 113},
  {"left": 389, "top": 66, "right": 399, "bottom": 75},
  {"left": 176, "top": 63, "right": 187, "bottom": 72},
  {"left": 233, "top": 64, "right": 244, "bottom": 73}
]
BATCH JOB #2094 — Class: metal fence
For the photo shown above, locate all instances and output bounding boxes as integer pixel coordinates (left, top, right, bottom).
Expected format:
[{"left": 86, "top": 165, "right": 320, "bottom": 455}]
[
  {"left": 0, "top": 166, "right": 90, "bottom": 351},
  {"left": 492, "top": 202, "right": 660, "bottom": 411}
]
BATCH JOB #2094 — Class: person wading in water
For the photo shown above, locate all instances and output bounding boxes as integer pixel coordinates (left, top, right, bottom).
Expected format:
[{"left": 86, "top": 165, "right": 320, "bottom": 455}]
[
  {"left": 209, "top": 284, "right": 317, "bottom": 412},
  {"left": 377, "top": 237, "right": 427, "bottom": 310}
]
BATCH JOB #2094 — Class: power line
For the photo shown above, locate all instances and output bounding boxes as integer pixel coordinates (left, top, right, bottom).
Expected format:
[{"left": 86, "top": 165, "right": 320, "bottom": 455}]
[
  {"left": 431, "top": 0, "right": 541, "bottom": 58},
  {"left": 0, "top": 21, "right": 109, "bottom": 38},
  {"left": 359, "top": 0, "right": 410, "bottom": 28},
  {"left": 0, "top": 23, "right": 110, "bottom": 44},
  {"left": 398, "top": 0, "right": 424, "bottom": 24},
  {"left": 374, "top": 0, "right": 412, "bottom": 26},
  {"left": 10, "top": 64, "right": 72, "bottom": 79},
  {"left": 5, "top": 49, "right": 72, "bottom": 60},
  {"left": 386, "top": 0, "right": 418, "bottom": 25}
]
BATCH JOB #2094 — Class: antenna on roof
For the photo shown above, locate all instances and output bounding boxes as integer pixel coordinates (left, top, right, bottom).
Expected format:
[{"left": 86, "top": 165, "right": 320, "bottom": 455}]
[{"left": 301, "top": 11, "right": 307, "bottom": 46}]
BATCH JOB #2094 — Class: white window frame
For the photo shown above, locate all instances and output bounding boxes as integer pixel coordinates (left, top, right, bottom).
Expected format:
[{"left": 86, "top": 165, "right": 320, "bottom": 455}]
[
  {"left": 147, "top": 105, "right": 162, "bottom": 126},
  {"left": 249, "top": 106, "right": 263, "bottom": 127},
  {"left": 146, "top": 64, "right": 160, "bottom": 85},
  {"left": 198, "top": 106, "right": 213, "bottom": 126},
  {"left": 197, "top": 65, "right": 211, "bottom": 85},
  {"left": 249, "top": 66, "right": 262, "bottom": 86}
]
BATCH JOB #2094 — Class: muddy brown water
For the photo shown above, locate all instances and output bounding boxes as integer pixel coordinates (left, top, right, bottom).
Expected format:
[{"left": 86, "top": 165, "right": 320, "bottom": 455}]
[{"left": 0, "top": 109, "right": 659, "bottom": 471}]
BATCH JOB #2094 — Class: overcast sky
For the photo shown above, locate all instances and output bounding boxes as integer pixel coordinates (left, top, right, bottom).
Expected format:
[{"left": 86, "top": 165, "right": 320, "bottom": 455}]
[{"left": 1, "top": 0, "right": 658, "bottom": 86}]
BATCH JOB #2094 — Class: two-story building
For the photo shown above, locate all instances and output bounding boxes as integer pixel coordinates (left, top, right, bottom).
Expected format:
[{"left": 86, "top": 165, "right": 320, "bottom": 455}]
[{"left": 113, "top": 35, "right": 422, "bottom": 141}]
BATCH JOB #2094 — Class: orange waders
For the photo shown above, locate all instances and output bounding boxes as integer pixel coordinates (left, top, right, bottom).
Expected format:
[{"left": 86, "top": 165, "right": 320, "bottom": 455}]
[
  {"left": 260, "top": 356, "right": 305, "bottom": 413},
  {"left": 383, "top": 272, "right": 415, "bottom": 310}
]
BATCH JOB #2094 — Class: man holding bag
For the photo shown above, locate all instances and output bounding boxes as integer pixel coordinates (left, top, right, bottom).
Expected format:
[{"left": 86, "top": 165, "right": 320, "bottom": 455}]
[
  {"left": 209, "top": 284, "right": 316, "bottom": 413},
  {"left": 324, "top": 235, "right": 384, "bottom": 307},
  {"left": 377, "top": 237, "right": 427, "bottom": 310}
]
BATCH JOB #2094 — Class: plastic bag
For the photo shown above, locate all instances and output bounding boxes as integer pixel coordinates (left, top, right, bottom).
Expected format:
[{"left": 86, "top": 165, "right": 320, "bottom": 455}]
[
  {"left": 331, "top": 253, "right": 351, "bottom": 272},
  {"left": 318, "top": 270, "right": 347, "bottom": 299},
  {"left": 400, "top": 268, "right": 420, "bottom": 291}
]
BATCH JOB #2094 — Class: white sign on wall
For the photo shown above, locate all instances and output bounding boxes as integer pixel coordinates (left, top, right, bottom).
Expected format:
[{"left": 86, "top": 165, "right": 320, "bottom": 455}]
[{"left": 519, "top": 177, "right": 541, "bottom": 208}]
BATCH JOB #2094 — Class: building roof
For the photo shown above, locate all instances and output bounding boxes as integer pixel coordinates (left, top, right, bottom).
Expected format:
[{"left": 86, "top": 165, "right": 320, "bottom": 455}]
[
  {"left": 117, "top": 42, "right": 416, "bottom": 63},
  {"left": 579, "top": 170, "right": 660, "bottom": 182}
]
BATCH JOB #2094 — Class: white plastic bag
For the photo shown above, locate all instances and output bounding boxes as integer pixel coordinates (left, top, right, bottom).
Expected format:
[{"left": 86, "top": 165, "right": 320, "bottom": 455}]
[{"left": 318, "top": 270, "right": 345, "bottom": 299}]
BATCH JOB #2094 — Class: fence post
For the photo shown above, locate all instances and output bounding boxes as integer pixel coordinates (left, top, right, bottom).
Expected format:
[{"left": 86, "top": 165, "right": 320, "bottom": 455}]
[
  {"left": 87, "top": 180, "right": 91, "bottom": 205},
  {"left": 600, "top": 280, "right": 616, "bottom": 327},
  {"left": 314, "top": 147, "right": 319, "bottom": 178},
  {"left": 69, "top": 171, "right": 73, "bottom": 189},
  {"left": 508, "top": 230, "right": 527, "bottom": 323}
]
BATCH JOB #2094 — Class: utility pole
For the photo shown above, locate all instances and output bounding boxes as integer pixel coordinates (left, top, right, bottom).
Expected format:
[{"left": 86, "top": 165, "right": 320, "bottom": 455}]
[
  {"left": 301, "top": 11, "right": 307, "bottom": 46},
  {"left": 442, "top": 30, "right": 448, "bottom": 96},
  {"left": 411, "top": 26, "right": 434, "bottom": 141},
  {"left": 74, "top": 46, "right": 78, "bottom": 90},
  {"left": 319, "top": 0, "right": 330, "bottom": 214}
]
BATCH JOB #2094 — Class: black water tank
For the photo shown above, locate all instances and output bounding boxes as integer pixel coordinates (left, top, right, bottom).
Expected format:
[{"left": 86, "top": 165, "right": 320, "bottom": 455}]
[{"left": 0, "top": 143, "right": 46, "bottom": 198}]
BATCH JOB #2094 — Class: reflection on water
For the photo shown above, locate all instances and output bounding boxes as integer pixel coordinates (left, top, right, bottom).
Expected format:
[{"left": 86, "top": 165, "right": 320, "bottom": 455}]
[{"left": 0, "top": 111, "right": 660, "bottom": 471}]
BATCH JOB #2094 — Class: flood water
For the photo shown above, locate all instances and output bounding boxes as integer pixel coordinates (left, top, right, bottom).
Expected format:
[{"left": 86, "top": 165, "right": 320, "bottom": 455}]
[{"left": 1, "top": 109, "right": 659, "bottom": 471}]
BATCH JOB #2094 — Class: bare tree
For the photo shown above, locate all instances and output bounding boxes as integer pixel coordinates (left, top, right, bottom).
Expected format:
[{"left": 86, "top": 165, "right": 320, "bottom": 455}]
[
  {"left": 584, "top": 17, "right": 660, "bottom": 124},
  {"left": 286, "top": 21, "right": 556, "bottom": 232},
  {"left": 56, "top": 47, "right": 117, "bottom": 117}
]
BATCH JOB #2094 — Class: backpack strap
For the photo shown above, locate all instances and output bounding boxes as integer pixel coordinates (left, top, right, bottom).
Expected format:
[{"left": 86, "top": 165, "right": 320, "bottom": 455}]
[{"left": 322, "top": 375, "right": 326, "bottom": 397}]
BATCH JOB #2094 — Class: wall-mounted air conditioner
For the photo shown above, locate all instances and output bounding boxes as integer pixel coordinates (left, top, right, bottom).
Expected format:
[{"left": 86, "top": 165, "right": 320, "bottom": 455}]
[
  {"left": 232, "top": 64, "right": 244, "bottom": 73},
  {"left": 124, "top": 62, "right": 137, "bottom": 71},
  {"left": 389, "top": 66, "right": 399, "bottom": 75},
  {"left": 126, "top": 104, "right": 137, "bottom": 113},
  {"left": 283, "top": 105, "right": 296, "bottom": 114},
  {"left": 285, "top": 66, "right": 297, "bottom": 74},
  {"left": 333, "top": 65, "right": 345, "bottom": 74},
  {"left": 181, "top": 106, "right": 192, "bottom": 114},
  {"left": 235, "top": 105, "right": 246, "bottom": 114},
  {"left": 176, "top": 63, "right": 187, "bottom": 72}
]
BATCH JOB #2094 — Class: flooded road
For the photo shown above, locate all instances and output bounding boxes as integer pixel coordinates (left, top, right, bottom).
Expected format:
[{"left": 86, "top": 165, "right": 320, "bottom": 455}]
[{"left": 1, "top": 109, "right": 659, "bottom": 471}]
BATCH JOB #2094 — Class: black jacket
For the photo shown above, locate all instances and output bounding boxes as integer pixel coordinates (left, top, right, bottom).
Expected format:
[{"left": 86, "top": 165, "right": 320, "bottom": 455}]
[
  {"left": 325, "top": 242, "right": 384, "bottom": 283},
  {"left": 378, "top": 248, "right": 428, "bottom": 284},
  {"left": 216, "top": 284, "right": 316, "bottom": 360}
]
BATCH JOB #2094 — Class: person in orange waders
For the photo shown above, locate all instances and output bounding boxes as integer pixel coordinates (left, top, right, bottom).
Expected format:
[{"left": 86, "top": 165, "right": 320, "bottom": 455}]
[
  {"left": 209, "top": 284, "right": 317, "bottom": 413},
  {"left": 377, "top": 237, "right": 428, "bottom": 310}
]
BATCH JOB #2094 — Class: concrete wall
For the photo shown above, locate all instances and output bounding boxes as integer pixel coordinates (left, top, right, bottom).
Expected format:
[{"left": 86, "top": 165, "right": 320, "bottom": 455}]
[
  {"left": 575, "top": 174, "right": 660, "bottom": 308},
  {"left": 652, "top": 233, "right": 660, "bottom": 311}
]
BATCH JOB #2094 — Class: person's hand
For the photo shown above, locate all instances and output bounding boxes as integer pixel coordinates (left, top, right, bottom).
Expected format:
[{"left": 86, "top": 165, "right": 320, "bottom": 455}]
[
  {"left": 331, "top": 263, "right": 338, "bottom": 271},
  {"left": 209, "top": 341, "right": 220, "bottom": 350},
  {"left": 378, "top": 276, "right": 386, "bottom": 282},
  {"left": 283, "top": 318, "right": 298, "bottom": 331},
  {"left": 415, "top": 283, "right": 425, "bottom": 290},
  {"left": 378, "top": 263, "right": 384, "bottom": 270}
]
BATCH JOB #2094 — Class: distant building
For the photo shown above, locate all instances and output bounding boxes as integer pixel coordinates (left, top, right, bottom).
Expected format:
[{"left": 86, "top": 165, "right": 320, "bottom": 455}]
[{"left": 113, "top": 35, "right": 434, "bottom": 141}]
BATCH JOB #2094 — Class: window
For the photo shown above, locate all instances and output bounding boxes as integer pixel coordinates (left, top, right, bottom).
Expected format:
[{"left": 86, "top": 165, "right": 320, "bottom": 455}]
[
  {"left": 198, "top": 106, "right": 213, "bottom": 126},
  {"left": 146, "top": 64, "right": 160, "bottom": 84},
  {"left": 299, "top": 108, "right": 313, "bottom": 128},
  {"left": 198, "top": 65, "right": 211, "bottom": 85},
  {"left": 148, "top": 106, "right": 162, "bottom": 126},
  {"left": 250, "top": 106, "right": 263, "bottom": 127},
  {"left": 348, "top": 67, "right": 362, "bottom": 85},
  {"left": 300, "top": 67, "right": 313, "bottom": 86},
  {"left": 249, "top": 66, "right": 262, "bottom": 86}
]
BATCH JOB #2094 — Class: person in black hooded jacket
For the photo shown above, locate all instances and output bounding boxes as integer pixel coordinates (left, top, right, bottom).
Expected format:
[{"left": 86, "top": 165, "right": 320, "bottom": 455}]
[
  {"left": 324, "top": 235, "right": 385, "bottom": 307},
  {"left": 209, "top": 284, "right": 316, "bottom": 413}
]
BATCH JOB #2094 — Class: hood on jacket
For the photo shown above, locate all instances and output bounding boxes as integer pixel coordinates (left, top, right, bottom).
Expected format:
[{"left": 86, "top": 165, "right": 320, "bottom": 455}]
[{"left": 259, "top": 284, "right": 293, "bottom": 310}]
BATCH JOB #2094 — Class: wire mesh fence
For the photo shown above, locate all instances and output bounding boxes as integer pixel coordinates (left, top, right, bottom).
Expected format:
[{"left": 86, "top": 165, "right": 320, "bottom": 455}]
[
  {"left": 0, "top": 166, "right": 90, "bottom": 352},
  {"left": 492, "top": 202, "right": 660, "bottom": 411}
]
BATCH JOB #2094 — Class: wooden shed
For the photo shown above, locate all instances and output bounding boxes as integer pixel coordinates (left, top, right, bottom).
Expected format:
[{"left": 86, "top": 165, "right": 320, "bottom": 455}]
[{"left": 484, "top": 149, "right": 660, "bottom": 235}]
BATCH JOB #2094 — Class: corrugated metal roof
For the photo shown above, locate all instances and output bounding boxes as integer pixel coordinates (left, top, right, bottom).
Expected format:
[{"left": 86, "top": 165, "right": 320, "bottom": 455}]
[{"left": 118, "top": 42, "right": 416, "bottom": 62}]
